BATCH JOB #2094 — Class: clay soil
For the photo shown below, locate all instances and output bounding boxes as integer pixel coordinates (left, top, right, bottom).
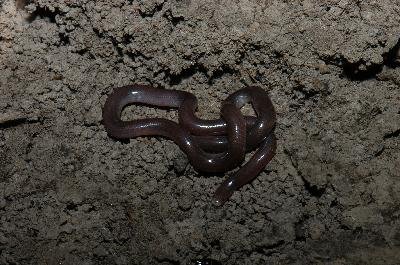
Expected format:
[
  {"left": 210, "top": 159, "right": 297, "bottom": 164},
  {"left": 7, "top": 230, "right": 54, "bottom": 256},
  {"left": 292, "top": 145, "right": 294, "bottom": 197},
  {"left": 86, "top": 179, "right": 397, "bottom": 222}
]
[{"left": 0, "top": 0, "right": 399, "bottom": 264}]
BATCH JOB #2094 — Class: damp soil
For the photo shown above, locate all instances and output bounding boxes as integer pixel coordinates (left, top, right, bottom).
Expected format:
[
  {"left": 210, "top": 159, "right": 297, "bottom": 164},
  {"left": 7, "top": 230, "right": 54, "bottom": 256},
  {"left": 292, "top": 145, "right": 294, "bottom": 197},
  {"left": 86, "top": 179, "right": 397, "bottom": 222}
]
[{"left": 0, "top": 0, "right": 399, "bottom": 264}]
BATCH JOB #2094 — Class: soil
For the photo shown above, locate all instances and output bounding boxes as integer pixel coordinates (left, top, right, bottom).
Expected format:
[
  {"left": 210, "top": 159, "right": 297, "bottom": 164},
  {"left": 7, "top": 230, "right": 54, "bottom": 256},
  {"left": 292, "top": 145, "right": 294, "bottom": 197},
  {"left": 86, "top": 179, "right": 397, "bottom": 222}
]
[{"left": 0, "top": 0, "right": 399, "bottom": 264}]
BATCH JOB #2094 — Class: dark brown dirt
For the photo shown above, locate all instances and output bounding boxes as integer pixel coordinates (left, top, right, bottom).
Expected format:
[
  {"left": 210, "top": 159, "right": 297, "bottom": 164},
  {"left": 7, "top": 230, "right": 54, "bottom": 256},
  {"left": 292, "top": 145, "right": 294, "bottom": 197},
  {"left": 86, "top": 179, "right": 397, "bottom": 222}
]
[{"left": 0, "top": 0, "right": 399, "bottom": 264}]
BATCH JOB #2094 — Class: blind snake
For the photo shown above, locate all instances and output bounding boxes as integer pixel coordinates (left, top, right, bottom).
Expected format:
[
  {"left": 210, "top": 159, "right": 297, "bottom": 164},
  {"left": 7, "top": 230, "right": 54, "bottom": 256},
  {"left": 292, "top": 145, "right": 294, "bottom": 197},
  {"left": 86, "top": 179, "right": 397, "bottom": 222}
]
[{"left": 102, "top": 84, "right": 276, "bottom": 205}]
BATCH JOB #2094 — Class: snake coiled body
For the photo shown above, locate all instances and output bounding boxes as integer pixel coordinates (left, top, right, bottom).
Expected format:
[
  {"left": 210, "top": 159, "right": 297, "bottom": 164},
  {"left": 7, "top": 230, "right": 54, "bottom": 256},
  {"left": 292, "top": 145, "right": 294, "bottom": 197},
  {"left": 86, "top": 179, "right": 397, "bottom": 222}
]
[{"left": 102, "top": 84, "right": 276, "bottom": 205}]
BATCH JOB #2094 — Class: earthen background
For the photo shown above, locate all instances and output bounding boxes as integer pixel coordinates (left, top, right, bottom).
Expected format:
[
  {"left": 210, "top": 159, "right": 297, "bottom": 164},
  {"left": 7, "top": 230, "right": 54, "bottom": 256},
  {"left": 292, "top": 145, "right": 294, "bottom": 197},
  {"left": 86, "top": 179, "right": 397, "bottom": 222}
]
[{"left": 0, "top": 0, "right": 399, "bottom": 264}]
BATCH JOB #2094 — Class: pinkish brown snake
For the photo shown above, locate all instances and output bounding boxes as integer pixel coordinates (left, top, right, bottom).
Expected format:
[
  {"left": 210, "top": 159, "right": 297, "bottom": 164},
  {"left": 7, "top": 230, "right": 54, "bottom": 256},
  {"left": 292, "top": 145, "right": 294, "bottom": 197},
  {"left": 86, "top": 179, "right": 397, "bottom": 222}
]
[{"left": 102, "top": 84, "right": 276, "bottom": 205}]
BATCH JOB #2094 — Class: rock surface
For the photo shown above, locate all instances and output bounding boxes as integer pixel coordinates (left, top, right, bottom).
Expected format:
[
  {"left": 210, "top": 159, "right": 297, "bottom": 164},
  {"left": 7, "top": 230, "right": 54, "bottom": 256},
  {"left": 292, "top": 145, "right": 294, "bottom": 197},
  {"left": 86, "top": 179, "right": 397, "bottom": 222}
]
[{"left": 0, "top": 0, "right": 399, "bottom": 264}]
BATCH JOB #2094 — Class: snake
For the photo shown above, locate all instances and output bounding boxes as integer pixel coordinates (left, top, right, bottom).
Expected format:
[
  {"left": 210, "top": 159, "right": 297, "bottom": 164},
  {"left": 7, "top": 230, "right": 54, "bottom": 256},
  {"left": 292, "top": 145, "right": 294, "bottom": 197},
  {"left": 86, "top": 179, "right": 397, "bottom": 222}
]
[{"left": 102, "top": 84, "right": 276, "bottom": 205}]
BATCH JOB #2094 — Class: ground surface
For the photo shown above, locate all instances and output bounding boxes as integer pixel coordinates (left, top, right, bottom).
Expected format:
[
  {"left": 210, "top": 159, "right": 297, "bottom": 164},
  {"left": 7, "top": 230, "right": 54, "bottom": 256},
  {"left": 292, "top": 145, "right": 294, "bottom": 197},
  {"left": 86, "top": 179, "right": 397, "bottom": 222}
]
[{"left": 0, "top": 0, "right": 399, "bottom": 264}]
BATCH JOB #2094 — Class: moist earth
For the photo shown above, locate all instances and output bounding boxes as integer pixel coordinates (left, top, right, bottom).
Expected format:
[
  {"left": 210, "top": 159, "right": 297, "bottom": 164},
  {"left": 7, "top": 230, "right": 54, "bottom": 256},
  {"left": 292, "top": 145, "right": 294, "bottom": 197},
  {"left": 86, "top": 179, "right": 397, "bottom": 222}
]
[{"left": 0, "top": 0, "right": 399, "bottom": 264}]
